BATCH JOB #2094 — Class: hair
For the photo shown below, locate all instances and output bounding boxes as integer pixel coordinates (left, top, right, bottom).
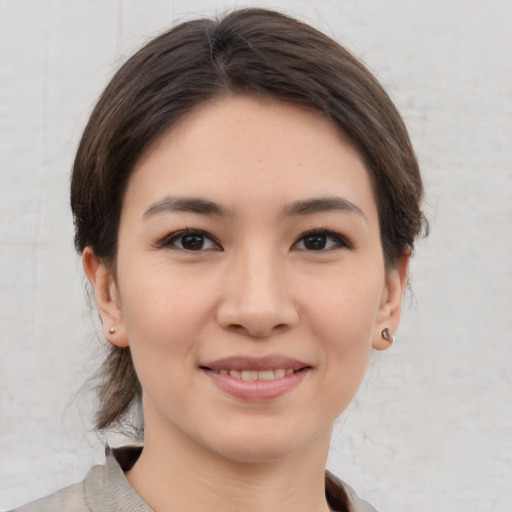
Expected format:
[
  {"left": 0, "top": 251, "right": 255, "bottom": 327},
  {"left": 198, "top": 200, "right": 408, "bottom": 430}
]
[{"left": 70, "top": 8, "right": 427, "bottom": 432}]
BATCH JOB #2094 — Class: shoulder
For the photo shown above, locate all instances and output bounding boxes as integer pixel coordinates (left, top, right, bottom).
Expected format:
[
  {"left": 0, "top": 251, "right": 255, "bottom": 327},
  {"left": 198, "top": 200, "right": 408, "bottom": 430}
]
[
  {"left": 9, "top": 474, "right": 92, "bottom": 512},
  {"left": 9, "top": 446, "right": 150, "bottom": 512}
]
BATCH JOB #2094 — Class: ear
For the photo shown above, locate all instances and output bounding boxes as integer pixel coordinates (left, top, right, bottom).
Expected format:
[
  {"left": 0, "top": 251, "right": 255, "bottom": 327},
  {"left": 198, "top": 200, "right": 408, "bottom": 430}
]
[
  {"left": 372, "top": 251, "right": 410, "bottom": 351},
  {"left": 82, "top": 247, "right": 129, "bottom": 347}
]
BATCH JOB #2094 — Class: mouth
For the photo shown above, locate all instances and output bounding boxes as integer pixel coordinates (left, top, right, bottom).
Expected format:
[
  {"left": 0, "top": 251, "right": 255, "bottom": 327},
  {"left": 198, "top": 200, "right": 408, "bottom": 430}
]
[
  {"left": 206, "top": 368, "right": 300, "bottom": 380},
  {"left": 200, "top": 355, "right": 311, "bottom": 400}
]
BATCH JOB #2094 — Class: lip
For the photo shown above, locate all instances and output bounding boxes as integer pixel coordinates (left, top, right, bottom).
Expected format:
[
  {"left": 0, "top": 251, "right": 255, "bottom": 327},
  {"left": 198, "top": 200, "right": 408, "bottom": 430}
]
[
  {"left": 201, "top": 354, "right": 309, "bottom": 372},
  {"left": 200, "top": 354, "right": 311, "bottom": 401}
]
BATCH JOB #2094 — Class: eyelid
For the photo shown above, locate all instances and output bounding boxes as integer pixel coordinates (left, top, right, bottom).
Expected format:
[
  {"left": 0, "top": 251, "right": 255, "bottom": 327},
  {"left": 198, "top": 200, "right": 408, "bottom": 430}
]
[
  {"left": 292, "top": 229, "right": 353, "bottom": 251},
  {"left": 155, "top": 228, "right": 222, "bottom": 251},
  {"left": 154, "top": 228, "right": 351, "bottom": 252}
]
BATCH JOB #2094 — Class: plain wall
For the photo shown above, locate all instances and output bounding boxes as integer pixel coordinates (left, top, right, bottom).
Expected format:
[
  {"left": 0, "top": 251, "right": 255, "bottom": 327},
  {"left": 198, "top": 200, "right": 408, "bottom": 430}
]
[{"left": 1, "top": 0, "right": 511, "bottom": 510}]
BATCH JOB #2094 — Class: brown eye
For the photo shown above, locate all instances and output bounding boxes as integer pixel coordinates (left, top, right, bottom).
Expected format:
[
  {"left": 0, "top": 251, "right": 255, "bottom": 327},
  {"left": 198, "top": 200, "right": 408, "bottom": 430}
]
[
  {"left": 294, "top": 230, "right": 352, "bottom": 251},
  {"left": 303, "top": 233, "right": 327, "bottom": 250},
  {"left": 157, "top": 229, "right": 221, "bottom": 251},
  {"left": 181, "top": 233, "right": 206, "bottom": 250}
]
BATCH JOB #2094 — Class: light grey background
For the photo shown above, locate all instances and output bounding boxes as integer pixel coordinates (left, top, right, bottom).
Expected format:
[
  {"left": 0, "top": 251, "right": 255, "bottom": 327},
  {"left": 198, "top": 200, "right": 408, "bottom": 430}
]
[{"left": 1, "top": 0, "right": 511, "bottom": 510}]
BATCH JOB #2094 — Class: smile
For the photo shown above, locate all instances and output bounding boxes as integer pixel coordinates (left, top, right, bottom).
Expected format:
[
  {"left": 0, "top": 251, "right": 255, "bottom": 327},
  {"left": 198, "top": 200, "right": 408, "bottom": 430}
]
[
  {"left": 201, "top": 355, "right": 310, "bottom": 400},
  {"left": 213, "top": 368, "right": 296, "bottom": 380}
]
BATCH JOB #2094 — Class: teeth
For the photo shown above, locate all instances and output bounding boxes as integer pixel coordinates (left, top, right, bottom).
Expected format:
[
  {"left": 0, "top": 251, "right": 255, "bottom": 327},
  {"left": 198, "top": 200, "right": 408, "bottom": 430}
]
[
  {"left": 241, "top": 370, "right": 258, "bottom": 381},
  {"left": 216, "top": 368, "right": 296, "bottom": 380},
  {"left": 257, "top": 370, "right": 275, "bottom": 381}
]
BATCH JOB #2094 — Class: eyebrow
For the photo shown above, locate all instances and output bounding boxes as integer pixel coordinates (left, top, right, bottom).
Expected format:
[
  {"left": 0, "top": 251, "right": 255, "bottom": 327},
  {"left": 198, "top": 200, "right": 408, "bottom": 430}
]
[
  {"left": 143, "top": 195, "right": 366, "bottom": 221},
  {"left": 282, "top": 196, "right": 366, "bottom": 220},
  {"left": 143, "top": 196, "right": 231, "bottom": 219}
]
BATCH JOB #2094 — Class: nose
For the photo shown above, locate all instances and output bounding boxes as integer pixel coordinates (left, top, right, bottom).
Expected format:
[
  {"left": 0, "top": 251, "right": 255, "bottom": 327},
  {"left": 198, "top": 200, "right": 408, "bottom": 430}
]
[{"left": 216, "top": 246, "right": 299, "bottom": 338}]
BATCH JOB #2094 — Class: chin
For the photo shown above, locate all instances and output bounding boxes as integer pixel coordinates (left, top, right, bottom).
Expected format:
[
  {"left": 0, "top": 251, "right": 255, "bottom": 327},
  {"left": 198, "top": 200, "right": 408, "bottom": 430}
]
[
  {"left": 217, "top": 440, "right": 302, "bottom": 464},
  {"left": 205, "top": 421, "right": 329, "bottom": 465}
]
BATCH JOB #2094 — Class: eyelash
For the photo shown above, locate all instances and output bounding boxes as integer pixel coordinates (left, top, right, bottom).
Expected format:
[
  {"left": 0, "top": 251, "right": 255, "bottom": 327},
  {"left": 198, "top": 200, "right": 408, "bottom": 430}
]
[
  {"left": 155, "top": 229, "right": 222, "bottom": 251},
  {"left": 293, "top": 229, "right": 353, "bottom": 251},
  {"left": 155, "top": 228, "right": 352, "bottom": 252}
]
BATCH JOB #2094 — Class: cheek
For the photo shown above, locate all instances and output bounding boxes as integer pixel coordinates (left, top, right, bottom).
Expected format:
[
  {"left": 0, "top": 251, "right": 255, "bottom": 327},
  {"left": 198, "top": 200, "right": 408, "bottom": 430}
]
[
  {"left": 318, "top": 306, "right": 373, "bottom": 379},
  {"left": 305, "top": 275, "right": 382, "bottom": 392},
  {"left": 118, "top": 266, "right": 217, "bottom": 359},
  {"left": 119, "top": 278, "right": 213, "bottom": 405},
  {"left": 306, "top": 271, "right": 382, "bottom": 341},
  {"left": 314, "top": 307, "right": 374, "bottom": 418}
]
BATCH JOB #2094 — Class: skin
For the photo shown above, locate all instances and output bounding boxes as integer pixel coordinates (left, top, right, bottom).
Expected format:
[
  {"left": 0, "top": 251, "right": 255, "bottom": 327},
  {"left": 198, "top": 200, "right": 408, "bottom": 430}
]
[{"left": 83, "top": 95, "right": 408, "bottom": 512}]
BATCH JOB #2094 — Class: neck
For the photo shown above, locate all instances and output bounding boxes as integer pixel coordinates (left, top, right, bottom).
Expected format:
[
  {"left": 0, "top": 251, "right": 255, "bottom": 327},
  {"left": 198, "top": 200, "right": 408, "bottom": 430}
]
[{"left": 126, "top": 410, "right": 333, "bottom": 512}]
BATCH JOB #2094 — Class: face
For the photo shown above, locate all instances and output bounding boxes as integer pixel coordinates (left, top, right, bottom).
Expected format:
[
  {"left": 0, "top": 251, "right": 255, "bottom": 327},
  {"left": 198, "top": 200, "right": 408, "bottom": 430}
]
[{"left": 85, "top": 95, "right": 406, "bottom": 463}]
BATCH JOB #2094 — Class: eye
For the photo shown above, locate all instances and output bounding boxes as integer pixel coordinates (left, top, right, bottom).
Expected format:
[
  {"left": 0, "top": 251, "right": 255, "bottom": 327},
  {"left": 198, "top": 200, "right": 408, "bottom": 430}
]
[
  {"left": 157, "top": 229, "right": 221, "bottom": 251},
  {"left": 293, "top": 229, "right": 352, "bottom": 251}
]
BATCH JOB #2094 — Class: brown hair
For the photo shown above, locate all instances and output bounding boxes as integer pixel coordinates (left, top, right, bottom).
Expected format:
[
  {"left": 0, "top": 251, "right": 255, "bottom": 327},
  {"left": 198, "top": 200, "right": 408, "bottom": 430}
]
[{"left": 71, "top": 8, "right": 427, "bottom": 432}]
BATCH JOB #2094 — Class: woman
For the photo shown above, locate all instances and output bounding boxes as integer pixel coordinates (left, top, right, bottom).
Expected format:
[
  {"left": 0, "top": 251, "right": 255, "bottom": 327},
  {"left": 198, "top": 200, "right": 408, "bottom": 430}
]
[{"left": 14, "top": 8, "right": 425, "bottom": 512}]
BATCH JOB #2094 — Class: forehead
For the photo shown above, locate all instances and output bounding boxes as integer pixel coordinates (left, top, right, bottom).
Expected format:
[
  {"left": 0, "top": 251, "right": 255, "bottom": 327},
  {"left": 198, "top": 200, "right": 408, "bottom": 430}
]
[{"left": 124, "top": 95, "right": 377, "bottom": 219}]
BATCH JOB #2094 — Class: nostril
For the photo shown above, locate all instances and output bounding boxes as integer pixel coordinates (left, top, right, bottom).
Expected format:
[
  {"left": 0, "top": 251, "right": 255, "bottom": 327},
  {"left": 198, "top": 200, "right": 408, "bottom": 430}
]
[
  {"left": 227, "top": 323, "right": 245, "bottom": 332},
  {"left": 227, "top": 322, "right": 290, "bottom": 339}
]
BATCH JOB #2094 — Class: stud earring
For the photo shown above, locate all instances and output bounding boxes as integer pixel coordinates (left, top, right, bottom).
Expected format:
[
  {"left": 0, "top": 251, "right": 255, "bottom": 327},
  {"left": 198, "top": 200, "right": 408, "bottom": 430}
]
[
  {"left": 381, "top": 327, "right": 394, "bottom": 343},
  {"left": 108, "top": 327, "right": 116, "bottom": 334}
]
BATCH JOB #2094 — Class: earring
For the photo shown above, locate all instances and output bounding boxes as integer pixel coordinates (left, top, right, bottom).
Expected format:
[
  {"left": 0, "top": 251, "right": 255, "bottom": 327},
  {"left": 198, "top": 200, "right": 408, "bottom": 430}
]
[
  {"left": 108, "top": 327, "right": 116, "bottom": 334},
  {"left": 381, "top": 327, "right": 394, "bottom": 343}
]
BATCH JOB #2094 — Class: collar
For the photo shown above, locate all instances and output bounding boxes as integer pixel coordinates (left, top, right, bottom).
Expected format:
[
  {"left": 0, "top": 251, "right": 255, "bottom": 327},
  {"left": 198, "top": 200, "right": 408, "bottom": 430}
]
[{"left": 84, "top": 445, "right": 375, "bottom": 512}]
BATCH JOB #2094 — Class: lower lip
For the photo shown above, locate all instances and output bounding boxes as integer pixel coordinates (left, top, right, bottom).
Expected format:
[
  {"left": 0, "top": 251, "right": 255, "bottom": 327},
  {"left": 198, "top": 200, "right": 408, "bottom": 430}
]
[{"left": 203, "top": 369, "right": 309, "bottom": 401}]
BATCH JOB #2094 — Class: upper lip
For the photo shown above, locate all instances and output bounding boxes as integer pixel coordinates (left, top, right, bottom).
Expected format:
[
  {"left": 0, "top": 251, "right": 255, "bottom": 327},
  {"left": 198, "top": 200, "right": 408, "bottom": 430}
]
[{"left": 200, "top": 354, "right": 310, "bottom": 372}]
